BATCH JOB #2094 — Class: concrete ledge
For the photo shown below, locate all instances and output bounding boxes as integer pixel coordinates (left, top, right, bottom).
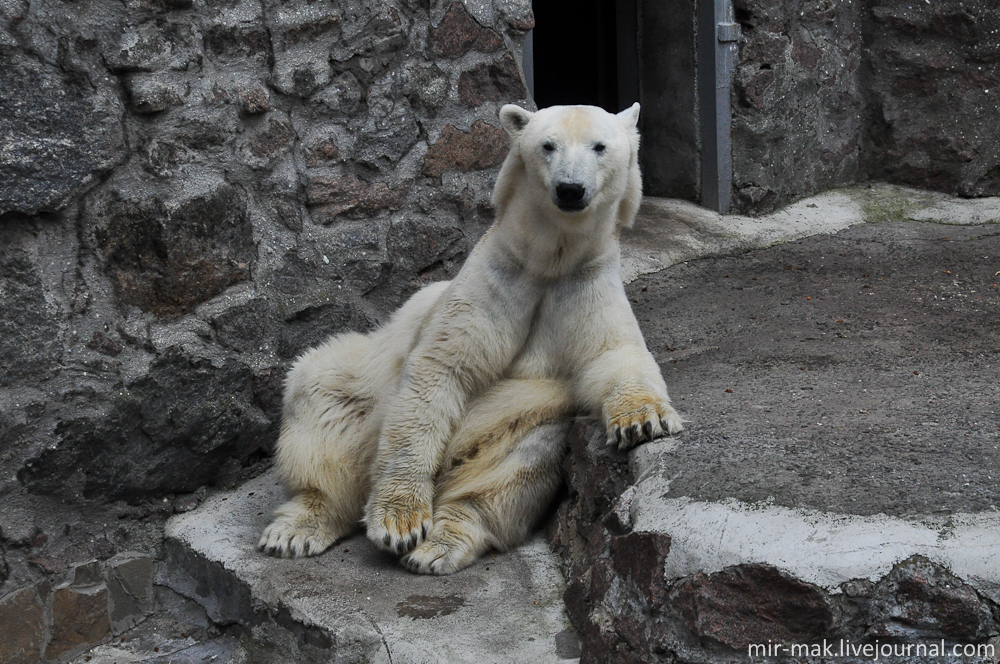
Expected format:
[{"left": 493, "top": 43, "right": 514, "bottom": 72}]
[
  {"left": 621, "top": 184, "right": 1000, "bottom": 283},
  {"left": 629, "top": 467, "right": 1000, "bottom": 603},
  {"left": 162, "top": 470, "right": 579, "bottom": 664},
  {"left": 553, "top": 200, "right": 1000, "bottom": 663}
]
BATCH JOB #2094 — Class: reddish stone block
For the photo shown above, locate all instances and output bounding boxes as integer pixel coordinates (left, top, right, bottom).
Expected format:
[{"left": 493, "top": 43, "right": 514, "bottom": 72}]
[
  {"left": 669, "top": 563, "right": 834, "bottom": 649},
  {"left": 869, "top": 556, "right": 991, "bottom": 640},
  {"left": 94, "top": 183, "right": 255, "bottom": 318},
  {"left": 423, "top": 121, "right": 509, "bottom": 176},
  {"left": 792, "top": 39, "right": 821, "bottom": 70},
  {"left": 609, "top": 531, "right": 672, "bottom": 609},
  {"left": 247, "top": 116, "right": 294, "bottom": 160},
  {"left": 0, "top": 587, "right": 46, "bottom": 664},
  {"left": 741, "top": 30, "right": 788, "bottom": 65},
  {"left": 739, "top": 69, "right": 775, "bottom": 111},
  {"left": 428, "top": 3, "right": 502, "bottom": 59},
  {"left": 457, "top": 53, "right": 527, "bottom": 106},
  {"left": 306, "top": 175, "right": 407, "bottom": 223},
  {"left": 304, "top": 136, "right": 341, "bottom": 168},
  {"left": 238, "top": 85, "right": 269, "bottom": 114},
  {"left": 507, "top": 10, "right": 535, "bottom": 31},
  {"left": 46, "top": 583, "right": 111, "bottom": 660}
]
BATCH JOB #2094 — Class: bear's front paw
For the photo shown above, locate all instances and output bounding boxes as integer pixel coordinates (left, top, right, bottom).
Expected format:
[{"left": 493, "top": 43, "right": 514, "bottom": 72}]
[
  {"left": 365, "top": 493, "right": 433, "bottom": 555},
  {"left": 607, "top": 399, "right": 683, "bottom": 452}
]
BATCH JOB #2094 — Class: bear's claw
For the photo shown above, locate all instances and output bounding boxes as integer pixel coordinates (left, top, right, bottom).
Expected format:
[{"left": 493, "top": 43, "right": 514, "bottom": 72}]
[
  {"left": 366, "top": 502, "right": 433, "bottom": 555},
  {"left": 607, "top": 400, "right": 684, "bottom": 451},
  {"left": 257, "top": 520, "right": 336, "bottom": 559},
  {"left": 400, "top": 539, "right": 476, "bottom": 575}
]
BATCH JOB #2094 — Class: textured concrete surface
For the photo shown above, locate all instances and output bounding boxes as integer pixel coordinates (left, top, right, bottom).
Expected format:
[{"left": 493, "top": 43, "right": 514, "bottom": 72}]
[
  {"left": 163, "top": 469, "right": 579, "bottom": 664},
  {"left": 552, "top": 187, "right": 1000, "bottom": 662}
]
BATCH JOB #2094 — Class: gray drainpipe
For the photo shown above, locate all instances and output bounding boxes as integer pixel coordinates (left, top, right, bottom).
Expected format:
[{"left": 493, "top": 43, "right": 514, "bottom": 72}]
[{"left": 698, "top": 0, "right": 740, "bottom": 214}]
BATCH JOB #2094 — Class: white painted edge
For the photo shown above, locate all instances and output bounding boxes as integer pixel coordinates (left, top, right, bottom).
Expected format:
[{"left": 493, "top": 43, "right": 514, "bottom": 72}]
[{"left": 630, "top": 481, "right": 1000, "bottom": 603}]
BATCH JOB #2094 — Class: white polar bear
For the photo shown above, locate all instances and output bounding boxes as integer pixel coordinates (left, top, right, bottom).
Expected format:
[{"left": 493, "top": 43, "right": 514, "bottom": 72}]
[{"left": 258, "top": 103, "right": 683, "bottom": 574}]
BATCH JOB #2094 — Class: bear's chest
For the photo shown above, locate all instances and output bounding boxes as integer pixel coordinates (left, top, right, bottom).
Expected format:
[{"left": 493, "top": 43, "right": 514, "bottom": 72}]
[{"left": 507, "top": 277, "right": 607, "bottom": 380}]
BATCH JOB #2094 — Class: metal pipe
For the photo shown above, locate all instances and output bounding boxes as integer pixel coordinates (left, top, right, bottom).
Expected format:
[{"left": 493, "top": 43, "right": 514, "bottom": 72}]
[{"left": 698, "top": 0, "right": 739, "bottom": 213}]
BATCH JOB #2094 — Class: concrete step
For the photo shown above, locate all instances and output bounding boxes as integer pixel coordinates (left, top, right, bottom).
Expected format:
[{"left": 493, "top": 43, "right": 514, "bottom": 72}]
[{"left": 160, "top": 469, "right": 580, "bottom": 664}]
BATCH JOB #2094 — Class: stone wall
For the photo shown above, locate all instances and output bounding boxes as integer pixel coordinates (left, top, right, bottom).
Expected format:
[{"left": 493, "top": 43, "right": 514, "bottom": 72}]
[
  {"left": 730, "top": 0, "right": 866, "bottom": 214},
  {"left": 0, "top": 0, "right": 531, "bottom": 600},
  {"left": 0, "top": 553, "right": 155, "bottom": 664},
  {"left": 866, "top": 0, "right": 1000, "bottom": 198},
  {"left": 730, "top": 0, "right": 1000, "bottom": 214}
]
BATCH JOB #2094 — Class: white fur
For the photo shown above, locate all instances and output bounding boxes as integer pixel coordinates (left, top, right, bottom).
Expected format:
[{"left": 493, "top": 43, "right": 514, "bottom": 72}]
[{"left": 258, "top": 104, "right": 682, "bottom": 573}]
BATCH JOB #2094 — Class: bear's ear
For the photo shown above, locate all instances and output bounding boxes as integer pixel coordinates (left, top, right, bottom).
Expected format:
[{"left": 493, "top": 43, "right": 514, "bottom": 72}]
[
  {"left": 499, "top": 104, "right": 534, "bottom": 137},
  {"left": 617, "top": 102, "right": 640, "bottom": 128}
]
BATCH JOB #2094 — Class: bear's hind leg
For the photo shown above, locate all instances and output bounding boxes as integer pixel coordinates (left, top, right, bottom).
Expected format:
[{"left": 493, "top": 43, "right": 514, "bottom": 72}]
[
  {"left": 259, "top": 281, "right": 454, "bottom": 559},
  {"left": 401, "top": 379, "right": 572, "bottom": 575},
  {"left": 259, "top": 333, "right": 380, "bottom": 558}
]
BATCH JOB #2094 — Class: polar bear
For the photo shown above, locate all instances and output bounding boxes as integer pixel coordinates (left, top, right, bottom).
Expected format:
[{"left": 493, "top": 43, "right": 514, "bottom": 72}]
[{"left": 258, "top": 103, "right": 683, "bottom": 574}]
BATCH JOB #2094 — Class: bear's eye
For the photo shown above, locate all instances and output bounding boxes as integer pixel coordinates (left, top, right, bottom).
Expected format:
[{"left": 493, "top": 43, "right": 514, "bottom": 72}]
[
  {"left": 593, "top": 143, "right": 606, "bottom": 153},
  {"left": 542, "top": 142, "right": 556, "bottom": 153}
]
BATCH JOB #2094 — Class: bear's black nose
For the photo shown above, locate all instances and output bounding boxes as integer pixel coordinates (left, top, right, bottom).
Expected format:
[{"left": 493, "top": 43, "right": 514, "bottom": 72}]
[{"left": 556, "top": 182, "right": 586, "bottom": 203}]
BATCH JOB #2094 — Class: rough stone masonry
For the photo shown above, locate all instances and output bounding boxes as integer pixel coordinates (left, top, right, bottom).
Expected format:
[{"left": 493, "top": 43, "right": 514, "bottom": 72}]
[
  {"left": 0, "top": 0, "right": 532, "bottom": 621},
  {"left": 730, "top": 0, "right": 1000, "bottom": 214}
]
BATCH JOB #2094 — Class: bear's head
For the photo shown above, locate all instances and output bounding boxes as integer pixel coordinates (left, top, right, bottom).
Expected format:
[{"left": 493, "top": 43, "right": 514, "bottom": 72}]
[{"left": 493, "top": 103, "right": 642, "bottom": 231}]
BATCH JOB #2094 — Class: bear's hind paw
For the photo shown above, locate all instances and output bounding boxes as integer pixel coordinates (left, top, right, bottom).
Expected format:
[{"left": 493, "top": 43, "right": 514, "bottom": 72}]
[
  {"left": 257, "top": 519, "right": 337, "bottom": 559},
  {"left": 400, "top": 540, "right": 476, "bottom": 575}
]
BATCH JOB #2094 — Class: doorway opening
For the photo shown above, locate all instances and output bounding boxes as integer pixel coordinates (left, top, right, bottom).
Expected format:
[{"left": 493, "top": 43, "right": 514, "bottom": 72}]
[{"left": 529, "top": 0, "right": 634, "bottom": 113}]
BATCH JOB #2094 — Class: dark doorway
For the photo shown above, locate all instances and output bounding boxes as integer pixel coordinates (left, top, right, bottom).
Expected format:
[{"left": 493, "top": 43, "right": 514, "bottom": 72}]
[{"left": 531, "top": 0, "right": 620, "bottom": 112}]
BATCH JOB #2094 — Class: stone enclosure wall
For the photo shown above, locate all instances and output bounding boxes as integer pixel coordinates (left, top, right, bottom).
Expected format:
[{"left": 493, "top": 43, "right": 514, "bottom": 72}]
[
  {"left": 731, "top": 0, "right": 999, "bottom": 213},
  {"left": 0, "top": 0, "right": 531, "bottom": 606}
]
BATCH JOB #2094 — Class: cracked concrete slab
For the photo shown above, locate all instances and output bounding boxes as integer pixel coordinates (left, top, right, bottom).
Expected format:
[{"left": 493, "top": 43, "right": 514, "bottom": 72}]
[{"left": 163, "top": 469, "right": 578, "bottom": 664}]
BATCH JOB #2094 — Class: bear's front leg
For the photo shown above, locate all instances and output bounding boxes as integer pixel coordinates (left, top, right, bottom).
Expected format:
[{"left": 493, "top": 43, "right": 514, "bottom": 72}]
[
  {"left": 362, "top": 248, "right": 539, "bottom": 555},
  {"left": 363, "top": 388, "right": 450, "bottom": 554},
  {"left": 363, "top": 414, "right": 443, "bottom": 554},
  {"left": 363, "top": 313, "right": 528, "bottom": 553},
  {"left": 578, "top": 344, "right": 684, "bottom": 452}
]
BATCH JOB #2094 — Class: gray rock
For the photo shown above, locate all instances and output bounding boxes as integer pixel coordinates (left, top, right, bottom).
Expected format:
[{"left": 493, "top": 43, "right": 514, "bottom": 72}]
[
  {"left": 0, "top": 50, "right": 125, "bottom": 215},
  {"left": 70, "top": 559, "right": 104, "bottom": 587},
  {"left": 0, "top": 244, "right": 63, "bottom": 385},
  {"left": 353, "top": 99, "right": 422, "bottom": 168},
  {"left": 104, "top": 19, "right": 202, "bottom": 72},
  {"left": 106, "top": 551, "right": 155, "bottom": 634},
  {"left": 126, "top": 74, "right": 188, "bottom": 114},
  {"left": 18, "top": 346, "right": 272, "bottom": 501},
  {"left": 0, "top": 586, "right": 46, "bottom": 664}
]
